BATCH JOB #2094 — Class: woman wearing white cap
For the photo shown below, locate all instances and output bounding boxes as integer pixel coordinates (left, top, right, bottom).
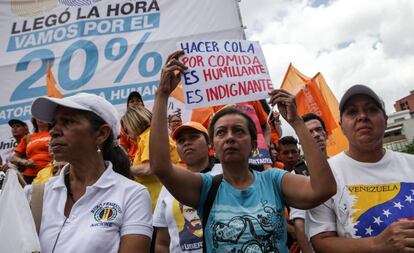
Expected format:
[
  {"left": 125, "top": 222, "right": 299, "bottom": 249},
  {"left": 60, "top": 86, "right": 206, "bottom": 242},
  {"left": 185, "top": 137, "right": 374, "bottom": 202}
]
[{"left": 27, "top": 93, "right": 153, "bottom": 253}]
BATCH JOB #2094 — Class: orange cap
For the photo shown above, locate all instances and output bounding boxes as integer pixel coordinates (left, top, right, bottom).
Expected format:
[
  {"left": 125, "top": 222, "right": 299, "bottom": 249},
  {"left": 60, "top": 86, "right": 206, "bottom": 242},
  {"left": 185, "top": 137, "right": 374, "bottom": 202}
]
[{"left": 171, "top": 121, "right": 208, "bottom": 140}]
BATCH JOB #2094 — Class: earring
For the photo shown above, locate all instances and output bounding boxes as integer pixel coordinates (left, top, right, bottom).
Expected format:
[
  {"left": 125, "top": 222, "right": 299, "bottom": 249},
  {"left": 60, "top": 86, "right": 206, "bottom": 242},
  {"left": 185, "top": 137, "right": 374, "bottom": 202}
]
[{"left": 97, "top": 145, "right": 101, "bottom": 153}]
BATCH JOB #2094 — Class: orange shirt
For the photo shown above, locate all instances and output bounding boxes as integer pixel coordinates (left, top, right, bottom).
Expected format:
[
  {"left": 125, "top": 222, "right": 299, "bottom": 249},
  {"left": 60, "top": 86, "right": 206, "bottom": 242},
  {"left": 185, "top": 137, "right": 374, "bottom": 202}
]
[
  {"left": 273, "top": 162, "right": 284, "bottom": 169},
  {"left": 15, "top": 131, "right": 52, "bottom": 177},
  {"left": 120, "top": 128, "right": 138, "bottom": 160}
]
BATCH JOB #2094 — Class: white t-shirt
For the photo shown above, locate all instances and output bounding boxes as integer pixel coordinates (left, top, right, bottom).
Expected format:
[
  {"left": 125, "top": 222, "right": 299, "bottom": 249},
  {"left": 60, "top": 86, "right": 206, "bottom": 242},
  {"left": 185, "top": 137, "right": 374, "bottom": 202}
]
[
  {"left": 24, "top": 162, "right": 153, "bottom": 253},
  {"left": 308, "top": 150, "right": 414, "bottom": 239},
  {"left": 153, "top": 164, "right": 222, "bottom": 253}
]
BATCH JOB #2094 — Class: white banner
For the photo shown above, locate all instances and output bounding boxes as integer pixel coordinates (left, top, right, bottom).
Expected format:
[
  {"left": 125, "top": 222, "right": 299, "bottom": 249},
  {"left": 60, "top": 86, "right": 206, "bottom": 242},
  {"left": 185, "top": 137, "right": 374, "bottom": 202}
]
[
  {"left": 0, "top": 0, "right": 244, "bottom": 157},
  {"left": 179, "top": 40, "right": 273, "bottom": 109}
]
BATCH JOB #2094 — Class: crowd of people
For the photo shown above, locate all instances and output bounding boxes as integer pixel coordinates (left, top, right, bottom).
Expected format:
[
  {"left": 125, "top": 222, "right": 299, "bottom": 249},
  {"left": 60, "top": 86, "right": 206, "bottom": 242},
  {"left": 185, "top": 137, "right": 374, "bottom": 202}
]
[{"left": 0, "top": 50, "right": 413, "bottom": 253}]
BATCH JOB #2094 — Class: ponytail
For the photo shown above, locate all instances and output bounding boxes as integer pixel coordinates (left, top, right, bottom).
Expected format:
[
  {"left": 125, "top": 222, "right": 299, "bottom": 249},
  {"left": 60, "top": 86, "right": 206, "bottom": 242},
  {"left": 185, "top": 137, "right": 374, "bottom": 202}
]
[
  {"left": 102, "top": 133, "right": 131, "bottom": 179},
  {"left": 85, "top": 111, "right": 131, "bottom": 179}
]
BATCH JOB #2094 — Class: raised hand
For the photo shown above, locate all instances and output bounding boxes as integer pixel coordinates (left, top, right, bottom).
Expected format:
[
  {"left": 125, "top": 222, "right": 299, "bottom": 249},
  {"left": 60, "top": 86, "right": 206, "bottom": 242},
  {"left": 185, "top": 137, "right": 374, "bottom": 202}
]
[
  {"left": 158, "top": 50, "right": 187, "bottom": 96},
  {"left": 269, "top": 89, "right": 301, "bottom": 125}
]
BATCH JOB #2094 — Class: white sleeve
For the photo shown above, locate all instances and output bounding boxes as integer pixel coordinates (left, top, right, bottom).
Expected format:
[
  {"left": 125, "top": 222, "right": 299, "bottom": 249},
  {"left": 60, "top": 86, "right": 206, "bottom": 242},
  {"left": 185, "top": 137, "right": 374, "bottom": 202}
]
[
  {"left": 121, "top": 187, "right": 153, "bottom": 238},
  {"left": 307, "top": 198, "right": 337, "bottom": 238},
  {"left": 210, "top": 164, "right": 223, "bottom": 175},
  {"left": 289, "top": 207, "right": 306, "bottom": 221},
  {"left": 153, "top": 188, "right": 168, "bottom": 227}
]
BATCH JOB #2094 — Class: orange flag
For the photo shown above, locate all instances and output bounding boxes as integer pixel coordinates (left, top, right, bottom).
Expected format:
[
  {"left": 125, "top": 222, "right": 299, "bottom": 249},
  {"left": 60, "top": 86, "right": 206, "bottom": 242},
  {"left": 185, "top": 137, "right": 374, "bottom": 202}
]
[
  {"left": 46, "top": 61, "right": 63, "bottom": 98},
  {"left": 190, "top": 106, "right": 216, "bottom": 127},
  {"left": 170, "top": 82, "right": 184, "bottom": 103},
  {"left": 296, "top": 80, "right": 337, "bottom": 135},
  {"left": 281, "top": 64, "right": 348, "bottom": 156}
]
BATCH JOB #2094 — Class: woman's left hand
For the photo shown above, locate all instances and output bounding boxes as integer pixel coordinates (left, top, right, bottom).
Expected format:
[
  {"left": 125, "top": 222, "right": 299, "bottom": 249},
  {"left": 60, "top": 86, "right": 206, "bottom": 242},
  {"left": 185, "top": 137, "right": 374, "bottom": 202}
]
[
  {"left": 158, "top": 50, "right": 187, "bottom": 96},
  {"left": 269, "top": 89, "right": 301, "bottom": 125}
]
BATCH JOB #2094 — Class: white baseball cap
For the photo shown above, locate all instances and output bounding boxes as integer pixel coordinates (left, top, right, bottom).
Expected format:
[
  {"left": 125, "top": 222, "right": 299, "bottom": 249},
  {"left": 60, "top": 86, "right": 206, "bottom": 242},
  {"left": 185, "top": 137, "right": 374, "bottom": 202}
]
[{"left": 31, "top": 93, "right": 120, "bottom": 137}]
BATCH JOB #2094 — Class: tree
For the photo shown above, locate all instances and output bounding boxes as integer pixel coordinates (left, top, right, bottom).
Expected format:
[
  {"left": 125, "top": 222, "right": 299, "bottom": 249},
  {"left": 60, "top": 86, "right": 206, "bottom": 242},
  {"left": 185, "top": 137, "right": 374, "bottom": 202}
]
[{"left": 402, "top": 139, "right": 414, "bottom": 155}]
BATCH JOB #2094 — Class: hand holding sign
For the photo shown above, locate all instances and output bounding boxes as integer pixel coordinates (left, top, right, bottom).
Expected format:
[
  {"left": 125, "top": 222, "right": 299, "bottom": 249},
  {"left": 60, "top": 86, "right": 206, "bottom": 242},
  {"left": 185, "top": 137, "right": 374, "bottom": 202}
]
[
  {"left": 269, "top": 89, "right": 302, "bottom": 126},
  {"left": 158, "top": 50, "right": 187, "bottom": 97}
]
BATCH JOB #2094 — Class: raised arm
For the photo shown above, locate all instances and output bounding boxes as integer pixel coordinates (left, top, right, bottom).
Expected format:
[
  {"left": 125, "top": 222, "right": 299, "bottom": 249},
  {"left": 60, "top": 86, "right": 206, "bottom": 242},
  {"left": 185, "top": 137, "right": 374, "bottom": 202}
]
[
  {"left": 149, "top": 50, "right": 203, "bottom": 208},
  {"left": 269, "top": 89, "right": 336, "bottom": 209}
]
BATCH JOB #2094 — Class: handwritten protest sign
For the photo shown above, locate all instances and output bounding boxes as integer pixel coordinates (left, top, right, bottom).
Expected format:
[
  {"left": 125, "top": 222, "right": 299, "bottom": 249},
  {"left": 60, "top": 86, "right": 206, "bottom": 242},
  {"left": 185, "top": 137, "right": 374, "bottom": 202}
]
[{"left": 178, "top": 40, "right": 273, "bottom": 109}]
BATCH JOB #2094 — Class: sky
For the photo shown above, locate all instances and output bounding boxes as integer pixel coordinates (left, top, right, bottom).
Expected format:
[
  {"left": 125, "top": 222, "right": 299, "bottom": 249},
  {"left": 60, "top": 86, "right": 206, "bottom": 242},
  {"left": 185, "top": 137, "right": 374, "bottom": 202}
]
[{"left": 239, "top": 0, "right": 414, "bottom": 115}]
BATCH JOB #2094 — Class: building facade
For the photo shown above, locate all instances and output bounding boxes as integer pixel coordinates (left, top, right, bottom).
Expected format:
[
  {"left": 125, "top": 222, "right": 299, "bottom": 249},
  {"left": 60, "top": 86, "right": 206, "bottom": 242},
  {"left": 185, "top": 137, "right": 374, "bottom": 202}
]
[
  {"left": 383, "top": 110, "right": 414, "bottom": 151},
  {"left": 394, "top": 90, "right": 414, "bottom": 113}
]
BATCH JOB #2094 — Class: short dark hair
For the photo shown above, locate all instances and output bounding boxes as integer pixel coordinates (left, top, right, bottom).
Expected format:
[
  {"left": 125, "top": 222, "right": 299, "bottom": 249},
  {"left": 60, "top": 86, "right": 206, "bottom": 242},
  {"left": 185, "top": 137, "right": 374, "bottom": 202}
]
[
  {"left": 278, "top": 136, "right": 298, "bottom": 149},
  {"left": 127, "top": 91, "right": 143, "bottom": 105},
  {"left": 302, "top": 113, "right": 327, "bottom": 132},
  {"left": 208, "top": 106, "right": 257, "bottom": 144}
]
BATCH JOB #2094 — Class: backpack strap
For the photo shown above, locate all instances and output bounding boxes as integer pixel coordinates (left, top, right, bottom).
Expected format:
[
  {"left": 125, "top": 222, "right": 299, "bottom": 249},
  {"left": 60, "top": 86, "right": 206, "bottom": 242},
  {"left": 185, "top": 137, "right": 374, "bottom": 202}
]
[
  {"left": 31, "top": 182, "right": 45, "bottom": 235},
  {"left": 202, "top": 174, "right": 223, "bottom": 253}
]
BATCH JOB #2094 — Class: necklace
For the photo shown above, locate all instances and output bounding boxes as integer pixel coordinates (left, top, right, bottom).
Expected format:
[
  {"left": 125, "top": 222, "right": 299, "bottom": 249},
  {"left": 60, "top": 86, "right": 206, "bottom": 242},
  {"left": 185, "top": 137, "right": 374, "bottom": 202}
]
[{"left": 64, "top": 173, "right": 76, "bottom": 203}]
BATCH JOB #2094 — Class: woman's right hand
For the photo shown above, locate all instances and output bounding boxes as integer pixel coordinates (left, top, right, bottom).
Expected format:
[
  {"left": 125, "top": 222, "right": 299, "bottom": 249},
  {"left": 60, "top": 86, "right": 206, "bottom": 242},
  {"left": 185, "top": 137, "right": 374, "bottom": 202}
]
[
  {"left": 269, "top": 89, "right": 302, "bottom": 126},
  {"left": 158, "top": 50, "right": 187, "bottom": 96}
]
